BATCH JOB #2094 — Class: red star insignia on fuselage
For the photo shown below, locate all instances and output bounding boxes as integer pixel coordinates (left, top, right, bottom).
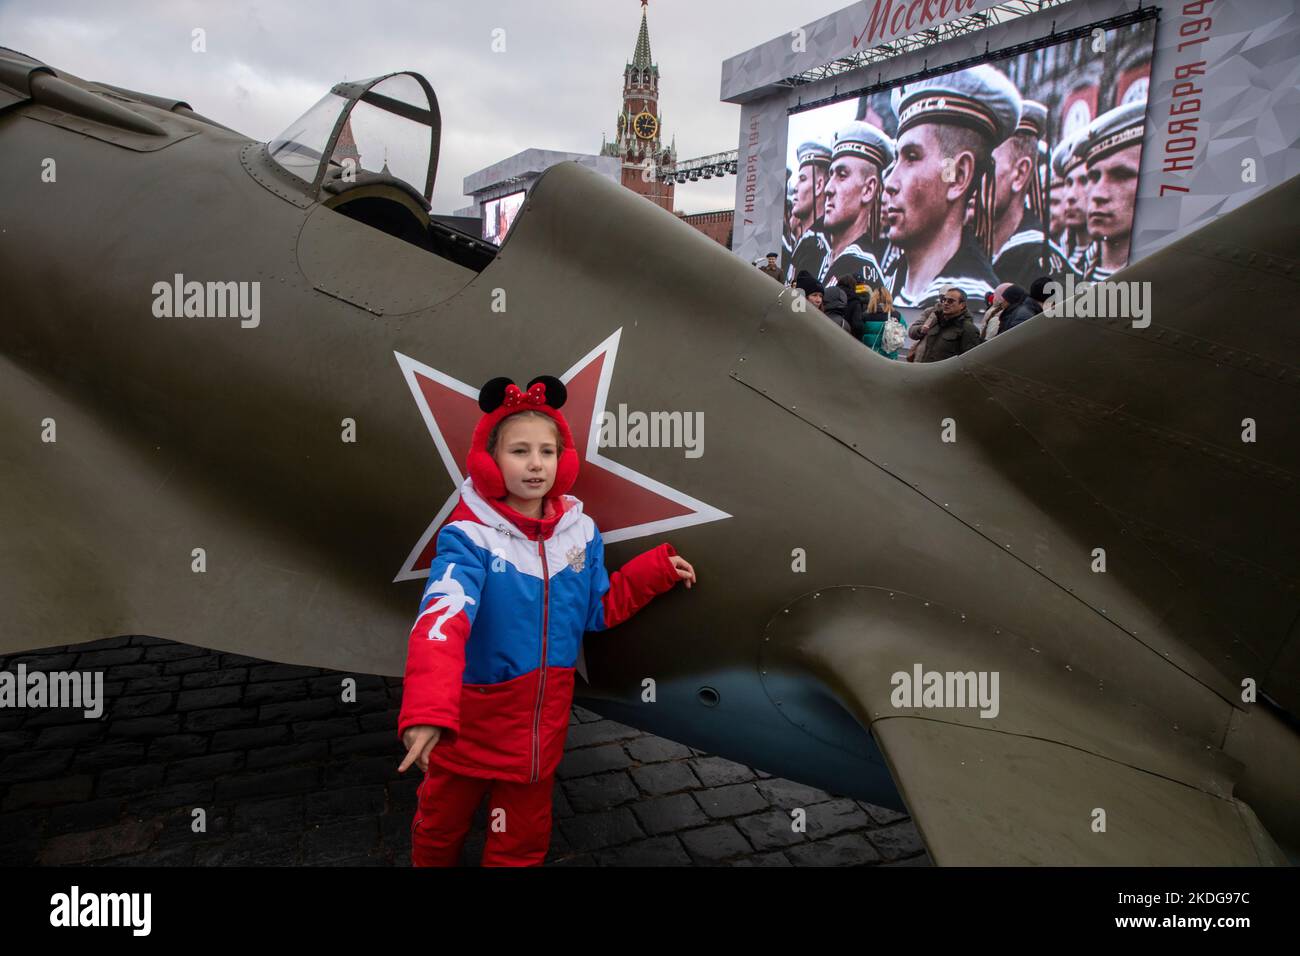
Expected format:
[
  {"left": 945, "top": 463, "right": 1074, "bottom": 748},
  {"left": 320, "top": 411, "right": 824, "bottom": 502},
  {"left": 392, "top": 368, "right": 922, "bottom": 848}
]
[{"left": 392, "top": 328, "right": 729, "bottom": 582}]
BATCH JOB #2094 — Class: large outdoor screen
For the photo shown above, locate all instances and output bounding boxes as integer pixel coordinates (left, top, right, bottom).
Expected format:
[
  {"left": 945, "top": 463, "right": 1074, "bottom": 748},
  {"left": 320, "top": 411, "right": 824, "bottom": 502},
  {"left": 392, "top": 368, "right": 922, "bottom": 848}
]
[
  {"left": 482, "top": 190, "right": 526, "bottom": 244},
  {"left": 781, "top": 18, "right": 1158, "bottom": 312}
]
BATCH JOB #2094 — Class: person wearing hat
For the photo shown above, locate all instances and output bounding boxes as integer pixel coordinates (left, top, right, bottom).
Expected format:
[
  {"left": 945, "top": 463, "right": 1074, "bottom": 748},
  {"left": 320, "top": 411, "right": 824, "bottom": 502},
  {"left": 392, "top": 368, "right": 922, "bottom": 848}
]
[
  {"left": 1051, "top": 125, "right": 1093, "bottom": 273},
  {"left": 990, "top": 98, "right": 1075, "bottom": 286},
  {"left": 880, "top": 63, "right": 1021, "bottom": 310},
  {"left": 1081, "top": 99, "right": 1147, "bottom": 282},
  {"left": 993, "top": 282, "right": 1039, "bottom": 335},
  {"left": 821, "top": 120, "right": 895, "bottom": 289},
  {"left": 794, "top": 269, "right": 825, "bottom": 310},
  {"left": 399, "top": 376, "right": 696, "bottom": 866},
  {"left": 785, "top": 140, "right": 833, "bottom": 283},
  {"left": 758, "top": 251, "right": 783, "bottom": 281}
]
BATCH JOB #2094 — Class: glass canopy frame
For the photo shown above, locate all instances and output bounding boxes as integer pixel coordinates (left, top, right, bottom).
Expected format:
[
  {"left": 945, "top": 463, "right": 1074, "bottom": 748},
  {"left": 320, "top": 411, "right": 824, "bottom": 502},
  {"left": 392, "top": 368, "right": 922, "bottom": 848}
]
[{"left": 269, "top": 70, "right": 441, "bottom": 204}]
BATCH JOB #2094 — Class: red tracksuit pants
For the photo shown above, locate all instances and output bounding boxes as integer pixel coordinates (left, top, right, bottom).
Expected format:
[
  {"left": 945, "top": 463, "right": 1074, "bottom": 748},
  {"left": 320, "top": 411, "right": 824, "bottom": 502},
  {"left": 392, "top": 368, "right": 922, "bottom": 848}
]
[{"left": 411, "top": 762, "right": 555, "bottom": 867}]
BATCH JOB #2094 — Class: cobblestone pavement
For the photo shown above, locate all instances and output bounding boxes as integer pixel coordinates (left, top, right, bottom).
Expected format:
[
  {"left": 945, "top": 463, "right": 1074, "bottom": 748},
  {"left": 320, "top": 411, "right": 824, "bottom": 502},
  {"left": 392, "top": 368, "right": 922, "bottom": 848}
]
[{"left": 0, "top": 637, "right": 929, "bottom": 866}]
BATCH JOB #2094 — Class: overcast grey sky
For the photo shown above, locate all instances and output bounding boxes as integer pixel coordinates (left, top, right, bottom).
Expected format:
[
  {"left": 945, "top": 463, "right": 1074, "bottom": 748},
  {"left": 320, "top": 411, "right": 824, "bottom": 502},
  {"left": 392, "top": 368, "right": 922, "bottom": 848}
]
[{"left": 0, "top": 0, "right": 850, "bottom": 214}]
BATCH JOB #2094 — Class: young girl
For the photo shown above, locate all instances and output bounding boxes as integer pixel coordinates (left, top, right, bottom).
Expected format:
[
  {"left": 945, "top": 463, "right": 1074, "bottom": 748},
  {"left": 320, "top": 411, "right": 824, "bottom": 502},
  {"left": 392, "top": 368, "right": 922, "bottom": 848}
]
[{"left": 396, "top": 375, "right": 696, "bottom": 866}]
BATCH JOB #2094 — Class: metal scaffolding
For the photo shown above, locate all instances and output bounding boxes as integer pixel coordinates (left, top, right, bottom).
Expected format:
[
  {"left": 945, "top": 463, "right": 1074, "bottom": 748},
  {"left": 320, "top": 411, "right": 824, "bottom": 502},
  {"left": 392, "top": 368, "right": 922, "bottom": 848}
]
[
  {"left": 656, "top": 149, "right": 739, "bottom": 184},
  {"left": 782, "top": 0, "right": 1073, "bottom": 87},
  {"left": 651, "top": 0, "right": 1088, "bottom": 184}
]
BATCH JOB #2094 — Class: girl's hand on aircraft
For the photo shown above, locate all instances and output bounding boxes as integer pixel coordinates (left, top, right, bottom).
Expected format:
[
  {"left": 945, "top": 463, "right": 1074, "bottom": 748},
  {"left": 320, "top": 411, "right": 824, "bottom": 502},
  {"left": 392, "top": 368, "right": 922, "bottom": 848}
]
[{"left": 669, "top": 554, "right": 697, "bottom": 589}]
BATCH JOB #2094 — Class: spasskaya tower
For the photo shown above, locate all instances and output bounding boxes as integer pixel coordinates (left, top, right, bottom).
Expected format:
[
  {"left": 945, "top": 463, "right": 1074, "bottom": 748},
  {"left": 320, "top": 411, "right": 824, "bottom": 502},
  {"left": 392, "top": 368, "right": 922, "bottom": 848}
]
[{"left": 600, "top": 1, "right": 677, "bottom": 211}]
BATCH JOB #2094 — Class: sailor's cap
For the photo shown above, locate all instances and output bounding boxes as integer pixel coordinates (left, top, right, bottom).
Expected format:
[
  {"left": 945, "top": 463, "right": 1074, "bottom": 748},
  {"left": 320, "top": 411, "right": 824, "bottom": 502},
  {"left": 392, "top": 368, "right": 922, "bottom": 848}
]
[
  {"left": 1016, "top": 99, "right": 1048, "bottom": 139},
  {"left": 829, "top": 121, "right": 895, "bottom": 171},
  {"left": 1082, "top": 99, "right": 1147, "bottom": 166},
  {"left": 892, "top": 64, "right": 1024, "bottom": 145},
  {"left": 1051, "top": 125, "right": 1088, "bottom": 178},
  {"left": 796, "top": 140, "right": 832, "bottom": 168}
]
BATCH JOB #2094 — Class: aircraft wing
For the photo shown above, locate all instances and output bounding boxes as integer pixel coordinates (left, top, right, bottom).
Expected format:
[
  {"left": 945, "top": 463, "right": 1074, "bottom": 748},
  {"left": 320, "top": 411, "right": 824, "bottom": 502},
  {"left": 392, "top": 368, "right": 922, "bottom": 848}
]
[
  {"left": 873, "top": 718, "right": 1285, "bottom": 866},
  {"left": 760, "top": 585, "right": 1290, "bottom": 865}
]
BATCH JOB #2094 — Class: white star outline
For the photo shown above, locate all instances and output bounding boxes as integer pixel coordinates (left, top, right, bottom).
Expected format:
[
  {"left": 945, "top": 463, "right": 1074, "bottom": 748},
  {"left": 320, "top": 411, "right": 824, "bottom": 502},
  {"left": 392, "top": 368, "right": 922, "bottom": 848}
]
[{"left": 391, "top": 327, "right": 730, "bottom": 583}]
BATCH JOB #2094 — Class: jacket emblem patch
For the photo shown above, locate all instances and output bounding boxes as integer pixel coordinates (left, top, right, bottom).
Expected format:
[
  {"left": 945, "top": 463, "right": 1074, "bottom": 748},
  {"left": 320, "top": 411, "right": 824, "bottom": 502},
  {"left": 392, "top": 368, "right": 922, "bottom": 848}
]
[
  {"left": 416, "top": 563, "right": 476, "bottom": 641},
  {"left": 566, "top": 546, "right": 585, "bottom": 573}
]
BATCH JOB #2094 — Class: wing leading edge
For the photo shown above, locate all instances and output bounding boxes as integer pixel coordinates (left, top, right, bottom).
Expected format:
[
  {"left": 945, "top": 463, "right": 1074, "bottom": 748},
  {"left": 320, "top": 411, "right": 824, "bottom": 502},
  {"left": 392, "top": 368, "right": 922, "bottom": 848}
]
[
  {"left": 873, "top": 716, "right": 1285, "bottom": 866},
  {"left": 759, "top": 586, "right": 1289, "bottom": 865}
]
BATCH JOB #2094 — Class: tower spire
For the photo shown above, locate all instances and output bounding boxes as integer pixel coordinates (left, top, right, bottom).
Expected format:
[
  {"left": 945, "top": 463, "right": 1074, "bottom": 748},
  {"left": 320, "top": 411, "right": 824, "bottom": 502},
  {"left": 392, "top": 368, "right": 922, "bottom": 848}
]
[{"left": 631, "top": 1, "right": 653, "bottom": 70}]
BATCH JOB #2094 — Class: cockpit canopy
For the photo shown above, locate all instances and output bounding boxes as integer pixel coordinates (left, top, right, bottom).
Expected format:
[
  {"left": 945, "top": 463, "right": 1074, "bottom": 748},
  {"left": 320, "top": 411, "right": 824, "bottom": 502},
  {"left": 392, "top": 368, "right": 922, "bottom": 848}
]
[
  {"left": 268, "top": 71, "right": 439, "bottom": 205},
  {"left": 264, "top": 70, "right": 494, "bottom": 275}
]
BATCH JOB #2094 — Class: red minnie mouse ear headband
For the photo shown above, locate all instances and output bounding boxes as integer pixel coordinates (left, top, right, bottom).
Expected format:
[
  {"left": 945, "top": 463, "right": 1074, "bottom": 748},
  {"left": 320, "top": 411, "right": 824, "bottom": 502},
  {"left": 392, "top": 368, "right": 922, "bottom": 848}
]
[{"left": 466, "top": 375, "right": 580, "bottom": 500}]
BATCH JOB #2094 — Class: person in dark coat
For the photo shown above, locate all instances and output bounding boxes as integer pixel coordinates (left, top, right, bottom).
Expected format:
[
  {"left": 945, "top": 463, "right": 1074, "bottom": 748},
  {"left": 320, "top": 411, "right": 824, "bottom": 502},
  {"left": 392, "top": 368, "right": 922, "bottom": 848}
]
[
  {"left": 1029, "top": 275, "right": 1055, "bottom": 310},
  {"left": 907, "top": 286, "right": 981, "bottom": 362},
  {"left": 836, "top": 273, "right": 866, "bottom": 340},
  {"left": 821, "top": 285, "right": 852, "bottom": 333},
  {"left": 997, "top": 283, "right": 1043, "bottom": 335}
]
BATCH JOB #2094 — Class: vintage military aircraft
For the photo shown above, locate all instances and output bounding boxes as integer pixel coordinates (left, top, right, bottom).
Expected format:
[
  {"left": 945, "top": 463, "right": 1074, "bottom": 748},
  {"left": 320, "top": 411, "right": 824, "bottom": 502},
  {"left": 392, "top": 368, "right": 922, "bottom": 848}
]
[{"left": 1, "top": 47, "right": 1296, "bottom": 864}]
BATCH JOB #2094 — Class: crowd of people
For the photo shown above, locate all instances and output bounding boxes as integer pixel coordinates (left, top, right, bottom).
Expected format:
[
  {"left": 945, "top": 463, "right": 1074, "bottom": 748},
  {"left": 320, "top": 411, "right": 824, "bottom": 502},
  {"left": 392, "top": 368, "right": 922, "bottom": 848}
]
[
  {"left": 757, "top": 257, "right": 1059, "bottom": 363},
  {"left": 771, "top": 62, "right": 1147, "bottom": 314},
  {"left": 750, "top": 49, "right": 1154, "bottom": 363}
]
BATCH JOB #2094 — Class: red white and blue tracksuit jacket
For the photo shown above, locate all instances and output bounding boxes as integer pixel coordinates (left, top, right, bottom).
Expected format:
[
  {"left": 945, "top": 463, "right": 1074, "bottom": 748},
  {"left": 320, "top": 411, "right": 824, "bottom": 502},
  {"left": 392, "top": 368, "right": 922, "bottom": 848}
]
[{"left": 398, "top": 477, "right": 680, "bottom": 783}]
